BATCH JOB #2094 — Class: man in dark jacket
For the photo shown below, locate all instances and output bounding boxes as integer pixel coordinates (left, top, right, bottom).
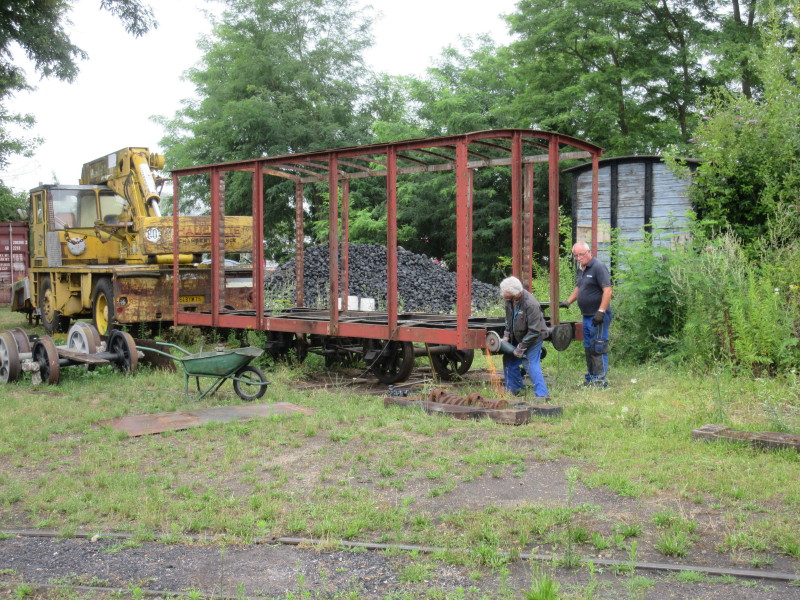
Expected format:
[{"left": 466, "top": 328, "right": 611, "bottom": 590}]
[
  {"left": 561, "top": 241, "right": 613, "bottom": 387},
  {"left": 500, "top": 276, "right": 549, "bottom": 398}
]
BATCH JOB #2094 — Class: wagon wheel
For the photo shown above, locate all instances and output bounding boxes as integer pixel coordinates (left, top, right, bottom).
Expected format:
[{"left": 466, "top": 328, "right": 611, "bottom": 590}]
[
  {"left": 0, "top": 331, "right": 21, "bottom": 384},
  {"left": 108, "top": 329, "right": 138, "bottom": 374},
  {"left": 7, "top": 327, "right": 32, "bottom": 354},
  {"left": 366, "top": 340, "right": 415, "bottom": 384},
  {"left": 233, "top": 365, "right": 269, "bottom": 401},
  {"left": 430, "top": 348, "right": 474, "bottom": 381},
  {"left": 265, "top": 332, "right": 308, "bottom": 364},
  {"left": 32, "top": 336, "right": 60, "bottom": 385},
  {"left": 67, "top": 322, "right": 98, "bottom": 355}
]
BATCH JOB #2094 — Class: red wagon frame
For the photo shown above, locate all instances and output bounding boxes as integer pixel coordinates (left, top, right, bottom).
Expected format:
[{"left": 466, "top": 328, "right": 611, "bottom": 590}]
[{"left": 169, "top": 129, "right": 602, "bottom": 355}]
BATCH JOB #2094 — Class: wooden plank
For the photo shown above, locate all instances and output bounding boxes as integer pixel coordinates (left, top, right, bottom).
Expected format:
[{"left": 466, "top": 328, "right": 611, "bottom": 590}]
[
  {"left": 384, "top": 396, "right": 562, "bottom": 425},
  {"left": 55, "top": 347, "right": 110, "bottom": 365},
  {"left": 692, "top": 424, "right": 800, "bottom": 452}
]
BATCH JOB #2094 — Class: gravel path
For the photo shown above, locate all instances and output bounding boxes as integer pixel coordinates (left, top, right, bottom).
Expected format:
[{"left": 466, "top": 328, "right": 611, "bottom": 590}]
[{"left": 2, "top": 533, "right": 798, "bottom": 599}]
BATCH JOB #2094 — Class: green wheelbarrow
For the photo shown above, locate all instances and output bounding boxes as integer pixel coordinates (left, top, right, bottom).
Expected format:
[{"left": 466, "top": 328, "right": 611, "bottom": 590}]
[{"left": 142, "top": 342, "right": 270, "bottom": 401}]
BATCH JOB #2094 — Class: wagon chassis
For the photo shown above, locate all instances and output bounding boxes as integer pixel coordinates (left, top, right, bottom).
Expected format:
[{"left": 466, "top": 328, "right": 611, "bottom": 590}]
[{"left": 169, "top": 129, "right": 603, "bottom": 384}]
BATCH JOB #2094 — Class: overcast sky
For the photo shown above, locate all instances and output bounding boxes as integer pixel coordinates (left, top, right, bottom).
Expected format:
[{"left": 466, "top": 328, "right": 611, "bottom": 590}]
[{"left": 1, "top": 0, "right": 517, "bottom": 193}]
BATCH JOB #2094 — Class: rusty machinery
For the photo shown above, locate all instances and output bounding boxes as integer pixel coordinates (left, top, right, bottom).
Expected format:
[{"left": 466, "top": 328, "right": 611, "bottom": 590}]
[{"left": 0, "top": 322, "right": 138, "bottom": 385}]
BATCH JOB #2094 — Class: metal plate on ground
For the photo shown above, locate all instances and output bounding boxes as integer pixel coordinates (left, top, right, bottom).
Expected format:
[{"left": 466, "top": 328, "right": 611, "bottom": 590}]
[{"left": 100, "top": 403, "right": 313, "bottom": 436}]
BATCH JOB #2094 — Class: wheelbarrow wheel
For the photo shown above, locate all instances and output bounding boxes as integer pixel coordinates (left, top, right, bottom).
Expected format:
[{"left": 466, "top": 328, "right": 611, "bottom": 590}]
[{"left": 233, "top": 365, "right": 269, "bottom": 401}]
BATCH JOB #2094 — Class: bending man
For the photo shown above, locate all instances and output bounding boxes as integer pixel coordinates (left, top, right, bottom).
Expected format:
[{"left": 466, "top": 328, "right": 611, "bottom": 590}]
[{"left": 500, "top": 276, "right": 549, "bottom": 398}]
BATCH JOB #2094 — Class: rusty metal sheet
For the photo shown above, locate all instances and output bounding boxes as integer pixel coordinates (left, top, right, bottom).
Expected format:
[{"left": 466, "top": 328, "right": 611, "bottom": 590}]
[{"left": 100, "top": 402, "right": 313, "bottom": 436}]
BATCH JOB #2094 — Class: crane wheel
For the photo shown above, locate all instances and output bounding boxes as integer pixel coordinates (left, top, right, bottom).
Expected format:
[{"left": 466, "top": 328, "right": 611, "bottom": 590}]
[
  {"left": 92, "top": 279, "right": 115, "bottom": 336},
  {"left": 40, "top": 276, "right": 70, "bottom": 334}
]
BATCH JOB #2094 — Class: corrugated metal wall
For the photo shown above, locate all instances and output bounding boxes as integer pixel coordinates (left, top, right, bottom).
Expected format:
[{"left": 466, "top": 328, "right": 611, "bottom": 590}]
[{"left": 0, "top": 222, "right": 29, "bottom": 304}]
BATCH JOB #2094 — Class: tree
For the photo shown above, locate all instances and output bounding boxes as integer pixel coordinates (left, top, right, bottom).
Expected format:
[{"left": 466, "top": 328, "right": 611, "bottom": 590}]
[
  {"left": 671, "top": 14, "right": 800, "bottom": 243},
  {"left": 0, "top": 179, "right": 25, "bottom": 221},
  {"left": 0, "top": 0, "right": 156, "bottom": 169},
  {"left": 157, "top": 0, "right": 377, "bottom": 259},
  {"left": 506, "top": 0, "right": 712, "bottom": 154}
]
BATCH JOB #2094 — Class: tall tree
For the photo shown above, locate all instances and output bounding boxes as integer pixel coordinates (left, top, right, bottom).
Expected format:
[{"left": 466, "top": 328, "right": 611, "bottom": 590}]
[
  {"left": 704, "top": 0, "right": 796, "bottom": 99},
  {"left": 507, "top": 0, "right": 668, "bottom": 154},
  {"left": 671, "top": 15, "right": 800, "bottom": 243},
  {"left": 157, "top": 0, "right": 376, "bottom": 258}
]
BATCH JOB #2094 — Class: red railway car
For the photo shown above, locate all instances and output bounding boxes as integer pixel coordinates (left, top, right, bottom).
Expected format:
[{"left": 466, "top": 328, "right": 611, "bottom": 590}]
[{"left": 169, "top": 129, "right": 602, "bottom": 383}]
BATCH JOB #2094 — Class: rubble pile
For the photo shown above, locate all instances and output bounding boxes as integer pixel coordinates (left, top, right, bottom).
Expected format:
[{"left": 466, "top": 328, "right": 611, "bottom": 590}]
[{"left": 264, "top": 244, "right": 500, "bottom": 313}]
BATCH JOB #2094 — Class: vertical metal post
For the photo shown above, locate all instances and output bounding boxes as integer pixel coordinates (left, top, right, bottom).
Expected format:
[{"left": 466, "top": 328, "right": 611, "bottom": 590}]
[
  {"left": 511, "top": 133, "right": 523, "bottom": 277},
  {"left": 341, "top": 180, "right": 350, "bottom": 309},
  {"left": 591, "top": 153, "right": 599, "bottom": 256},
  {"left": 252, "top": 164, "right": 264, "bottom": 327},
  {"left": 455, "top": 139, "right": 473, "bottom": 347},
  {"left": 210, "top": 168, "right": 222, "bottom": 326},
  {"left": 522, "top": 160, "right": 534, "bottom": 290},
  {"left": 386, "top": 147, "right": 398, "bottom": 335},
  {"left": 294, "top": 182, "right": 305, "bottom": 307},
  {"left": 548, "top": 136, "right": 560, "bottom": 316},
  {"left": 328, "top": 155, "right": 339, "bottom": 335},
  {"left": 172, "top": 174, "right": 180, "bottom": 325}
]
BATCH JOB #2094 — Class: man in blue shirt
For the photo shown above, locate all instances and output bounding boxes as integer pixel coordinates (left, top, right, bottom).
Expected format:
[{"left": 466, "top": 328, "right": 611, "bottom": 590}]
[{"left": 560, "top": 242, "right": 613, "bottom": 387}]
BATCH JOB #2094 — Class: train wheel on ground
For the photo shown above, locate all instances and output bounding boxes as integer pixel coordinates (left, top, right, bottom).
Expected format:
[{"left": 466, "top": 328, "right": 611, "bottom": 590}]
[
  {"left": 66, "top": 322, "right": 98, "bottom": 355},
  {"left": 0, "top": 331, "right": 21, "bottom": 383},
  {"left": 7, "top": 327, "right": 32, "bottom": 354},
  {"left": 32, "top": 336, "right": 60, "bottom": 385},
  {"left": 430, "top": 348, "right": 474, "bottom": 381},
  {"left": 40, "top": 276, "right": 70, "bottom": 334},
  {"left": 108, "top": 329, "right": 138, "bottom": 374},
  {"left": 233, "top": 365, "right": 269, "bottom": 401},
  {"left": 367, "top": 340, "right": 414, "bottom": 384},
  {"left": 92, "top": 278, "right": 115, "bottom": 336}
]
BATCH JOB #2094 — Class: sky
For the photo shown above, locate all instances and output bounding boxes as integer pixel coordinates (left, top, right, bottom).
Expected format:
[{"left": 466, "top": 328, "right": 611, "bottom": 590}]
[{"left": 1, "top": 0, "right": 518, "bottom": 193}]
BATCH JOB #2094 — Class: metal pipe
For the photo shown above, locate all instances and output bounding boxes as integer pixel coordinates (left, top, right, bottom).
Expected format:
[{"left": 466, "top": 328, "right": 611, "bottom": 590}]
[{"left": 413, "top": 344, "right": 456, "bottom": 357}]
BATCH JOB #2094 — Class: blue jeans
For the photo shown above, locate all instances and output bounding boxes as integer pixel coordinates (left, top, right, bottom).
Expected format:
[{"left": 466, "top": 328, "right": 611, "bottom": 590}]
[
  {"left": 503, "top": 340, "right": 548, "bottom": 397},
  {"left": 582, "top": 308, "right": 612, "bottom": 381}
]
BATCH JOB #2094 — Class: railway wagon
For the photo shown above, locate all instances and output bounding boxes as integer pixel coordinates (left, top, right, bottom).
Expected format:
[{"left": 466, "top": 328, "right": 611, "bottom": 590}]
[{"left": 168, "top": 129, "right": 603, "bottom": 383}]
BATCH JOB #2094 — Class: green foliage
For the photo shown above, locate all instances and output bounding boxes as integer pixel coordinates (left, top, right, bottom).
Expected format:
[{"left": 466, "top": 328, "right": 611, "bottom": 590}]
[
  {"left": 613, "top": 234, "right": 686, "bottom": 363},
  {"left": 506, "top": 0, "right": 708, "bottom": 154},
  {"left": 523, "top": 566, "right": 560, "bottom": 600},
  {"left": 670, "top": 232, "right": 800, "bottom": 375},
  {"left": 0, "top": 182, "right": 27, "bottom": 221},
  {"left": 158, "top": 0, "right": 378, "bottom": 256},
  {"left": 676, "top": 15, "right": 800, "bottom": 242},
  {"left": 0, "top": 0, "right": 155, "bottom": 168},
  {"left": 614, "top": 224, "right": 800, "bottom": 375}
]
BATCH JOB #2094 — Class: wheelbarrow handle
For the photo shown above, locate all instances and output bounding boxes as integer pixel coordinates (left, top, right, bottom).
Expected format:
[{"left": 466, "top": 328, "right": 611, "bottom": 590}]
[
  {"left": 153, "top": 341, "right": 193, "bottom": 356},
  {"left": 138, "top": 346, "right": 180, "bottom": 360}
]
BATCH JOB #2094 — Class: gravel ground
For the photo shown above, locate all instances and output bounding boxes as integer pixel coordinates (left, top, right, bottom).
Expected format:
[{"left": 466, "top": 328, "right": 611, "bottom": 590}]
[{"left": 1, "top": 533, "right": 799, "bottom": 599}]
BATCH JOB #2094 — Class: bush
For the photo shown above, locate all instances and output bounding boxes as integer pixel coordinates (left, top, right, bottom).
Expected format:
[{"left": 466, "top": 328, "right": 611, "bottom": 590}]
[
  {"left": 610, "top": 227, "right": 800, "bottom": 375},
  {"left": 612, "top": 234, "right": 686, "bottom": 363}
]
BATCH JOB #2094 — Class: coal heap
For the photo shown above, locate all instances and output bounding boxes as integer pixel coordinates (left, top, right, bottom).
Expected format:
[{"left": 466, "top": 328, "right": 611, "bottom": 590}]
[{"left": 264, "top": 244, "right": 500, "bottom": 313}]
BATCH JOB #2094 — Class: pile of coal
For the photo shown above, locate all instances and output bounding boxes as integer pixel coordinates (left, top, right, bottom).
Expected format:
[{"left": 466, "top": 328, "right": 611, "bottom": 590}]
[{"left": 264, "top": 244, "right": 500, "bottom": 313}]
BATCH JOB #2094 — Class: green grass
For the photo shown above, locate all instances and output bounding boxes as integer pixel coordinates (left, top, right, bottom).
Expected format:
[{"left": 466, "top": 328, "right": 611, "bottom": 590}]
[{"left": 0, "top": 308, "right": 799, "bottom": 593}]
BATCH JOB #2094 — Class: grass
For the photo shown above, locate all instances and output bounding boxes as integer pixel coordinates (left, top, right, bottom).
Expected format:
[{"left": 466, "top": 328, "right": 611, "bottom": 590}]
[{"left": 0, "top": 308, "right": 799, "bottom": 596}]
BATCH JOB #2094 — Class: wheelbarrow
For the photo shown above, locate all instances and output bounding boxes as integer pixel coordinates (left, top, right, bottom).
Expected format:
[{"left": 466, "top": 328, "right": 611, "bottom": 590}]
[{"left": 142, "top": 342, "right": 270, "bottom": 401}]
